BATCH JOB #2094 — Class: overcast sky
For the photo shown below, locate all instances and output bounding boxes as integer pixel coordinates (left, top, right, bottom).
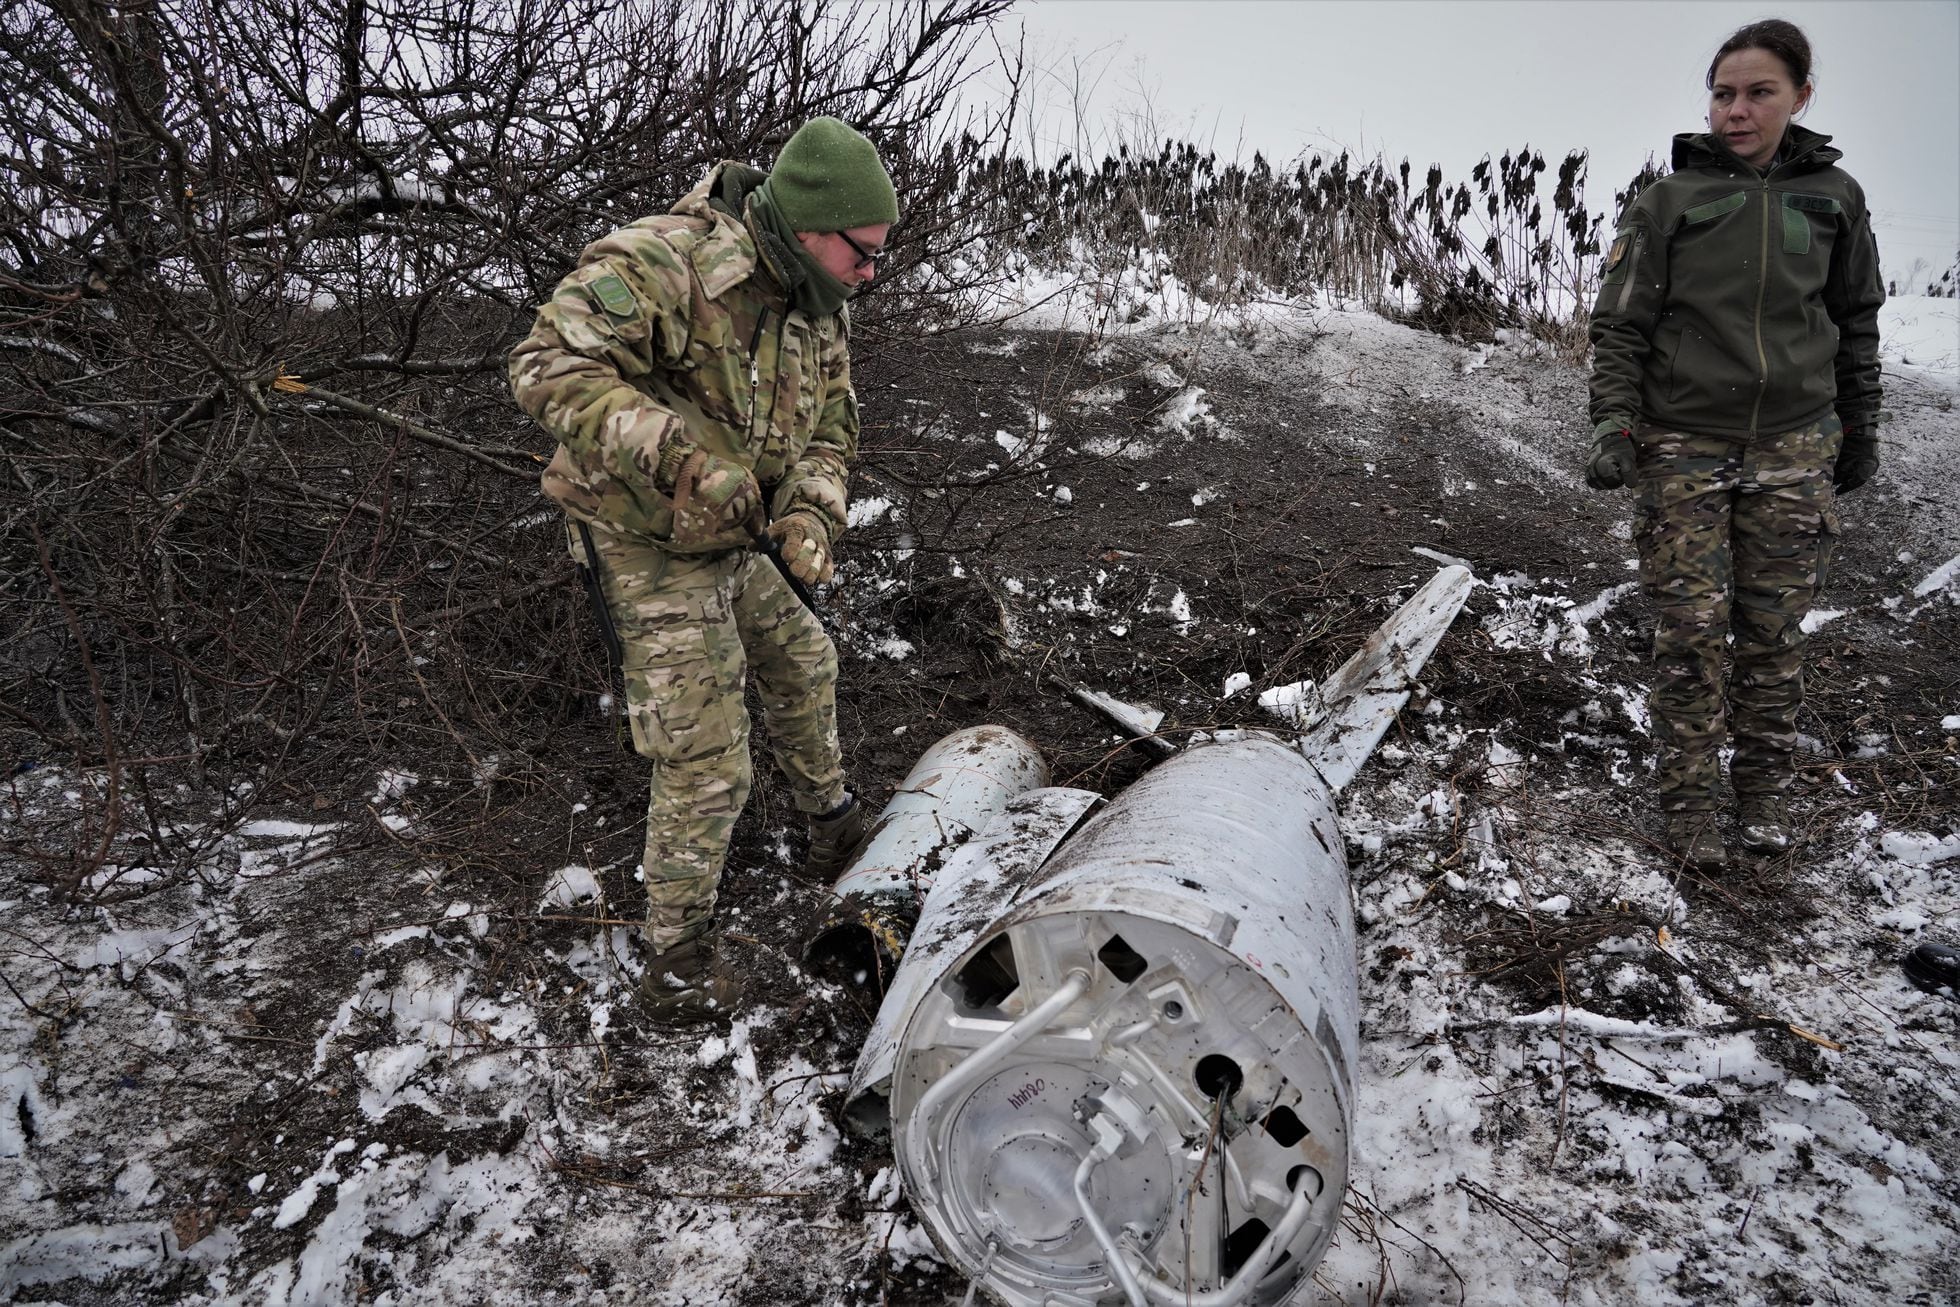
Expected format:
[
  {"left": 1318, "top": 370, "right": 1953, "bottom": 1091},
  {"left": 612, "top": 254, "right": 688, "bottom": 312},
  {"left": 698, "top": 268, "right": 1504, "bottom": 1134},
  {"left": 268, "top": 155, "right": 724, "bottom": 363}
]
[{"left": 1001, "top": 0, "right": 1959, "bottom": 288}]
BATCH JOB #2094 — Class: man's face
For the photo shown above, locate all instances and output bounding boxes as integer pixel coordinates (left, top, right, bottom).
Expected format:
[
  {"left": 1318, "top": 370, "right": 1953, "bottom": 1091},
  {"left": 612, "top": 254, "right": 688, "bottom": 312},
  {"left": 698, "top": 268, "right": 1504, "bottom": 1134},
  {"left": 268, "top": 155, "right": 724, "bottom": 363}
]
[{"left": 796, "top": 223, "right": 891, "bottom": 289}]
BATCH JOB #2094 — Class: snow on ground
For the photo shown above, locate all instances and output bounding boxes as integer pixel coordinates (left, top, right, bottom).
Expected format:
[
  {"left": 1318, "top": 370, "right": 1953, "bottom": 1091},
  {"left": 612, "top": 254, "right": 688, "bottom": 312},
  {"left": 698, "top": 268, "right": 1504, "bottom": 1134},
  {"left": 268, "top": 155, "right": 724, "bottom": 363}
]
[
  {"left": 1327, "top": 716, "right": 1960, "bottom": 1304},
  {"left": 0, "top": 783, "right": 893, "bottom": 1304},
  {"left": 1879, "top": 295, "right": 1960, "bottom": 386},
  {"left": 5, "top": 286, "right": 1957, "bottom": 1304}
]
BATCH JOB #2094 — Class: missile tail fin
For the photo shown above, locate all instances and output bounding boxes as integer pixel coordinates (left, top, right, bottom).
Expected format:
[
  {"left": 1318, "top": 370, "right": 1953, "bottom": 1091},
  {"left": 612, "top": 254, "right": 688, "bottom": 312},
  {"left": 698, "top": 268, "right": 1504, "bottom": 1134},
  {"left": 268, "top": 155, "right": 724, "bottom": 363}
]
[{"left": 1298, "top": 564, "right": 1475, "bottom": 792}]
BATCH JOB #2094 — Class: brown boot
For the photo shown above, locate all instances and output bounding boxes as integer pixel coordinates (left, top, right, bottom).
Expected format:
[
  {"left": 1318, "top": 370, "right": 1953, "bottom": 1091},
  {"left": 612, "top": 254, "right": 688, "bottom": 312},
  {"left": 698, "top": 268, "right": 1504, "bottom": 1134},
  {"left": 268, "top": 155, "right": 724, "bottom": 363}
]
[
  {"left": 1664, "top": 812, "right": 1729, "bottom": 874},
  {"left": 638, "top": 933, "right": 743, "bottom": 1025},
  {"left": 1736, "top": 794, "right": 1793, "bottom": 855},
  {"left": 806, "top": 796, "right": 870, "bottom": 882}
]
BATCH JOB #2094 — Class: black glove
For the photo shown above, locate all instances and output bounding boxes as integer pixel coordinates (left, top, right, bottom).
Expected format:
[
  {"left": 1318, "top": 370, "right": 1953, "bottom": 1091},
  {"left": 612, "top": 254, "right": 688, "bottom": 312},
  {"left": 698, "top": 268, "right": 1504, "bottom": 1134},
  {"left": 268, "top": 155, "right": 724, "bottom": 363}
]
[
  {"left": 1833, "top": 425, "right": 1878, "bottom": 495},
  {"left": 1584, "top": 420, "right": 1637, "bottom": 491}
]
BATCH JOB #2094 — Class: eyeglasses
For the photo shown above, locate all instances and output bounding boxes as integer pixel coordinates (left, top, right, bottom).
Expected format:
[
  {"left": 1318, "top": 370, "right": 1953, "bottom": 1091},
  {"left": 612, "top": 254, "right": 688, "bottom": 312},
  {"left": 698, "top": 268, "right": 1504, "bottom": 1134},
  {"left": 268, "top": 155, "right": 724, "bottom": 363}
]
[{"left": 836, "top": 229, "right": 884, "bottom": 271}]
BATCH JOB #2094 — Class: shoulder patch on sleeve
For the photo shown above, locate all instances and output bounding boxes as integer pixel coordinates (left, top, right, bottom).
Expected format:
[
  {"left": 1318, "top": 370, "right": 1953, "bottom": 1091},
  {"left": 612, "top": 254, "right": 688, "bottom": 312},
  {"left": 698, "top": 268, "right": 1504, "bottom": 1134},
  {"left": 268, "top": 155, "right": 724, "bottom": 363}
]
[
  {"left": 588, "top": 272, "right": 638, "bottom": 319},
  {"left": 1603, "top": 232, "right": 1631, "bottom": 275},
  {"left": 1601, "top": 227, "right": 1640, "bottom": 287}
]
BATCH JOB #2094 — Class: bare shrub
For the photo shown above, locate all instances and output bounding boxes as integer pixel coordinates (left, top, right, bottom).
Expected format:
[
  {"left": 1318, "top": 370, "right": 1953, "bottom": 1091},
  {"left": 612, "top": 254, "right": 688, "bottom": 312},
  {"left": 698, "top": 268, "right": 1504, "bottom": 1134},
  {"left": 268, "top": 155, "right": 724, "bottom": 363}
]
[
  {"left": 0, "top": 0, "right": 1018, "bottom": 899},
  {"left": 955, "top": 129, "right": 1667, "bottom": 346}
]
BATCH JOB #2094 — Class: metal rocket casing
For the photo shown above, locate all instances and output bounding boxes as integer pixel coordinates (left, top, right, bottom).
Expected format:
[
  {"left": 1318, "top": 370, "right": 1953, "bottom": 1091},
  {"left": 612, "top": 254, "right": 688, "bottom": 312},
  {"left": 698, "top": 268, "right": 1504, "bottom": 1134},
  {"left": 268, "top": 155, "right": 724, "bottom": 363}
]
[
  {"left": 843, "top": 783, "right": 1107, "bottom": 1138},
  {"left": 846, "top": 566, "right": 1474, "bottom": 1307},
  {"left": 884, "top": 737, "right": 1354, "bottom": 1306},
  {"left": 805, "top": 724, "right": 1049, "bottom": 986}
]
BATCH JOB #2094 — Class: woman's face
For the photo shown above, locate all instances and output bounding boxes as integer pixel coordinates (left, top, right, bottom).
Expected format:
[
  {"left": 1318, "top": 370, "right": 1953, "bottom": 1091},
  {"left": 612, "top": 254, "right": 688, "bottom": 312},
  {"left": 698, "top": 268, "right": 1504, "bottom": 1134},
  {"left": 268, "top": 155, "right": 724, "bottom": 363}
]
[{"left": 1708, "top": 47, "right": 1811, "bottom": 169}]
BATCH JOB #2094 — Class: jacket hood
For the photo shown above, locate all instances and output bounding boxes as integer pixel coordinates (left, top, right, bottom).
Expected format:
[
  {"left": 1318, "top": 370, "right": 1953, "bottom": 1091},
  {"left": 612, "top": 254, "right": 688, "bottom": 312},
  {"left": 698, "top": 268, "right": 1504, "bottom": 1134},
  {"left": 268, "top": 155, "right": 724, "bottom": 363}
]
[
  {"left": 670, "top": 160, "right": 763, "bottom": 223},
  {"left": 1672, "top": 122, "right": 1840, "bottom": 174}
]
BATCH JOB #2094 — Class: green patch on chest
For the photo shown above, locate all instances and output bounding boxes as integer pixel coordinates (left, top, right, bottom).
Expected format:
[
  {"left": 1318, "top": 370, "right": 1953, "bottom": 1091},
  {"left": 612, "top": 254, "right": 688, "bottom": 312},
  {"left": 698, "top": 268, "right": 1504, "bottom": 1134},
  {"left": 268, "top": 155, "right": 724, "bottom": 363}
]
[
  {"left": 1681, "top": 191, "right": 1746, "bottom": 227},
  {"left": 1780, "top": 193, "right": 1840, "bottom": 255}
]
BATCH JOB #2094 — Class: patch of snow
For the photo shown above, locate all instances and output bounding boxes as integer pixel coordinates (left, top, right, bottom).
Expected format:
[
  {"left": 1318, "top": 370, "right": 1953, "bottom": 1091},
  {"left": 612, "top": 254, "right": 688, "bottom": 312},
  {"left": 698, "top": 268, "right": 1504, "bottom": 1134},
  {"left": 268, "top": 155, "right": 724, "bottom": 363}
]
[
  {"left": 1156, "top": 386, "right": 1211, "bottom": 433},
  {"left": 1881, "top": 831, "right": 1960, "bottom": 866},
  {"left": 273, "top": 1138, "right": 358, "bottom": 1230},
  {"left": 538, "top": 864, "right": 601, "bottom": 910},
  {"left": 1485, "top": 580, "right": 1634, "bottom": 660},
  {"left": 372, "top": 769, "right": 417, "bottom": 804},
  {"left": 1166, "top": 589, "right": 1194, "bottom": 631},
  {"left": 1879, "top": 295, "right": 1960, "bottom": 384},
  {"left": 848, "top": 496, "right": 894, "bottom": 528},
  {"left": 236, "top": 819, "right": 338, "bottom": 840},
  {"left": 1257, "top": 680, "right": 1325, "bottom": 731},
  {"left": 1912, "top": 552, "right": 1960, "bottom": 598},
  {"left": 0, "top": 1222, "right": 166, "bottom": 1294}
]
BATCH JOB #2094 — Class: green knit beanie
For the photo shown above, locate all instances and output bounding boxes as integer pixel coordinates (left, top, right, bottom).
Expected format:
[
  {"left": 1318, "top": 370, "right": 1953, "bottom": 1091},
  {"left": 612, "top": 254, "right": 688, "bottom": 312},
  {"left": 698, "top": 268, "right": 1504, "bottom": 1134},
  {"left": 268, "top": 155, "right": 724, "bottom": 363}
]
[{"left": 762, "top": 117, "right": 898, "bottom": 233}]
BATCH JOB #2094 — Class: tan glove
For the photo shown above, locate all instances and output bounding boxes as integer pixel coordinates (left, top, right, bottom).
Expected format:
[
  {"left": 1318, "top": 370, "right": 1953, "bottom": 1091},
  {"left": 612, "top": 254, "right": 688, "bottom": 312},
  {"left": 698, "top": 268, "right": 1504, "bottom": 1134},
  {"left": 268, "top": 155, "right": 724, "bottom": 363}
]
[
  {"left": 665, "top": 443, "right": 759, "bottom": 546},
  {"left": 767, "top": 511, "right": 834, "bottom": 585}
]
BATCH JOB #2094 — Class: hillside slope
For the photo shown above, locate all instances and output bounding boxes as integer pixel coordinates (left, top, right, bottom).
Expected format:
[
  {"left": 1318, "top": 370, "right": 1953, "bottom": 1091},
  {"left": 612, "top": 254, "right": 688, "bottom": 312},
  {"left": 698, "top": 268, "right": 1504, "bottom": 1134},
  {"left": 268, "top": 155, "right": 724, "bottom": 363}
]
[{"left": 3, "top": 301, "right": 1955, "bottom": 1306}]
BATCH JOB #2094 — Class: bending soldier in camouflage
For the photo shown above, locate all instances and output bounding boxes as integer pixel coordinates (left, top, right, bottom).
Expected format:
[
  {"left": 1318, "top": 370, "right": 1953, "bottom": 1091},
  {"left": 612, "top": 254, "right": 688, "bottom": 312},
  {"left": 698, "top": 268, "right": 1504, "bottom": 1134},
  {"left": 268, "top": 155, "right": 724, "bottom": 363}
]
[
  {"left": 509, "top": 118, "right": 894, "bottom": 1021},
  {"left": 1583, "top": 32, "right": 1884, "bottom": 873}
]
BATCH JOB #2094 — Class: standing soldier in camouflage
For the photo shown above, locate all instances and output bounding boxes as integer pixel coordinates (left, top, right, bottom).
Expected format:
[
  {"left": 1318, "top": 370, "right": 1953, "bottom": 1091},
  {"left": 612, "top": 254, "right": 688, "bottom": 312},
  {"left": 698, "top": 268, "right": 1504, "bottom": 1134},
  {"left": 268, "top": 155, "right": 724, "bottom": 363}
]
[
  {"left": 510, "top": 119, "right": 893, "bottom": 1020},
  {"left": 1584, "top": 19, "right": 1884, "bottom": 872}
]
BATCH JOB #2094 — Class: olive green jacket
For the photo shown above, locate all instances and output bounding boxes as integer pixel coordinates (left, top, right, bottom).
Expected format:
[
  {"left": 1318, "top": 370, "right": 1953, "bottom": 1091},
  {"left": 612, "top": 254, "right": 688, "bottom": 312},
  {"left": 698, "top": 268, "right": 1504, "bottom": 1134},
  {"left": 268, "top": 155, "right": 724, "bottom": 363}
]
[
  {"left": 509, "top": 163, "right": 855, "bottom": 555},
  {"left": 1588, "top": 125, "right": 1884, "bottom": 440}
]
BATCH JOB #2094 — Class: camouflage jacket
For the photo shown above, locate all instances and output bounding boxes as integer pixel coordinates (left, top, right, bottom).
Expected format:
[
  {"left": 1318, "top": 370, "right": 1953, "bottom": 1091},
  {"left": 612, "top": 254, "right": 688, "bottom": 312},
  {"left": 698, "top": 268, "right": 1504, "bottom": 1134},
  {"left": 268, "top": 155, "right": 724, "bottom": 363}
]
[
  {"left": 510, "top": 163, "right": 856, "bottom": 554},
  {"left": 1589, "top": 125, "right": 1884, "bottom": 440}
]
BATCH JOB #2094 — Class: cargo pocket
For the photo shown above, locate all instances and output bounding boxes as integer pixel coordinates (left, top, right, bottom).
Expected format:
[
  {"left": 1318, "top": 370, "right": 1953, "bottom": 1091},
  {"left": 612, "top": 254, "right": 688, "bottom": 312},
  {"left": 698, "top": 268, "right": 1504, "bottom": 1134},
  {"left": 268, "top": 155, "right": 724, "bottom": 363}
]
[
  {"left": 1630, "top": 464, "right": 1667, "bottom": 599},
  {"left": 1815, "top": 500, "right": 1842, "bottom": 598},
  {"left": 616, "top": 561, "right": 747, "bottom": 764},
  {"left": 626, "top": 625, "right": 746, "bottom": 764}
]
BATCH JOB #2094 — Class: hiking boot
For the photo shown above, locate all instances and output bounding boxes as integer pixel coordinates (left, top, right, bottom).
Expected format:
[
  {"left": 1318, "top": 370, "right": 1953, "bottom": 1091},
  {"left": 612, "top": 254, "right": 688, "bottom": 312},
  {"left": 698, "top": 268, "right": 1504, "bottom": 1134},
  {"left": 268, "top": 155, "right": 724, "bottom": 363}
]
[
  {"left": 1736, "top": 794, "right": 1793, "bottom": 855},
  {"left": 638, "top": 933, "right": 743, "bottom": 1025},
  {"left": 1902, "top": 943, "right": 1960, "bottom": 998},
  {"left": 806, "top": 796, "right": 870, "bottom": 881},
  {"left": 1664, "top": 813, "right": 1729, "bottom": 874}
]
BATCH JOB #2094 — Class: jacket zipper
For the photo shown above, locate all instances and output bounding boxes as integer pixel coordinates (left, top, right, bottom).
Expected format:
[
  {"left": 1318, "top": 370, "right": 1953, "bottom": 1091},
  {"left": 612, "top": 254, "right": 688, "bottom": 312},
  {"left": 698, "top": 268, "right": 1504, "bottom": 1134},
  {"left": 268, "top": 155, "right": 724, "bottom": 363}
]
[
  {"left": 771, "top": 312, "right": 789, "bottom": 461},
  {"left": 1748, "top": 173, "right": 1772, "bottom": 436},
  {"left": 746, "top": 308, "right": 769, "bottom": 448}
]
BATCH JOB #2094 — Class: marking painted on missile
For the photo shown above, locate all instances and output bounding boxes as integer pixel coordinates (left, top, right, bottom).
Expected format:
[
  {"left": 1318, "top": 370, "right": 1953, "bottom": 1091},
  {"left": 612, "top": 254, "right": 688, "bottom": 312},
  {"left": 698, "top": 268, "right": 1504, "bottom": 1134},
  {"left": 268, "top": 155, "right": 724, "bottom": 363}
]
[{"left": 1006, "top": 1077, "right": 1047, "bottom": 1109}]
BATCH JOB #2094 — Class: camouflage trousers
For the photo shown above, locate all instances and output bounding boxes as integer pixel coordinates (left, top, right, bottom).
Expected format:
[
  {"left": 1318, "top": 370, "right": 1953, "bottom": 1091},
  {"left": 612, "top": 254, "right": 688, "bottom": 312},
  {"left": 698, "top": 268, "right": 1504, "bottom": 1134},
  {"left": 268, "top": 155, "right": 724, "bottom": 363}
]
[
  {"left": 573, "top": 522, "right": 845, "bottom": 952},
  {"left": 1632, "top": 417, "right": 1842, "bottom": 813}
]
